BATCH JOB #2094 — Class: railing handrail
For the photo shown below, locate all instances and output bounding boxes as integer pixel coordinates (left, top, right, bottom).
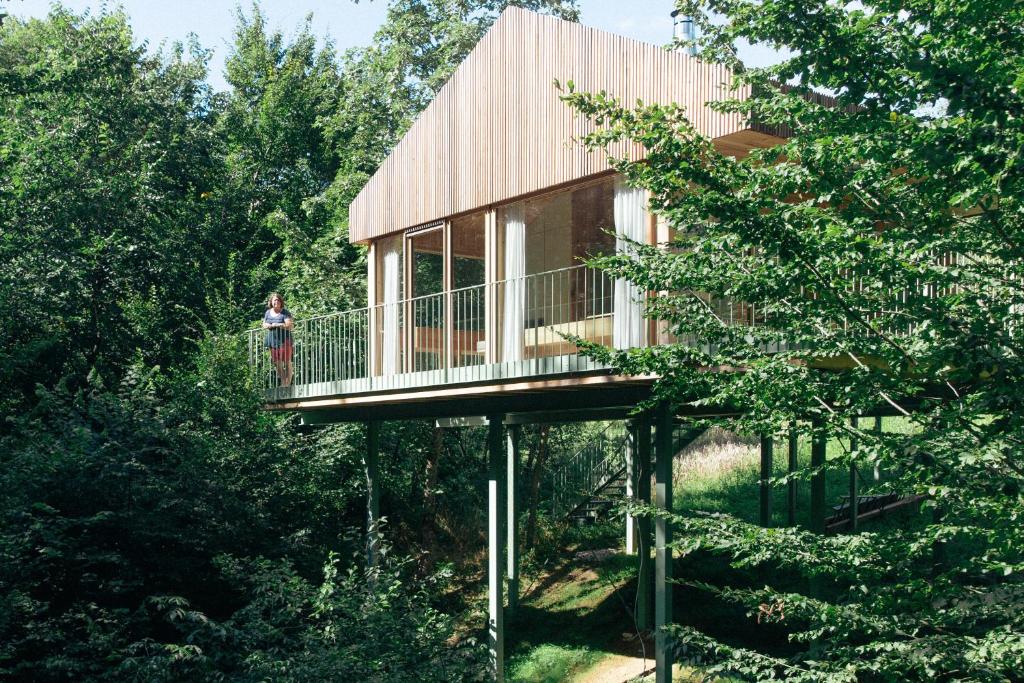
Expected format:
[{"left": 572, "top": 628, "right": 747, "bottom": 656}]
[
  {"left": 549, "top": 422, "right": 629, "bottom": 517},
  {"left": 247, "top": 305, "right": 372, "bottom": 330},
  {"left": 246, "top": 263, "right": 603, "bottom": 334},
  {"left": 558, "top": 421, "right": 622, "bottom": 477}
]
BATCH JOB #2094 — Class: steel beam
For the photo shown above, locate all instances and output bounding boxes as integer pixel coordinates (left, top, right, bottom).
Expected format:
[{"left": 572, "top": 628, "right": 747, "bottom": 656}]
[
  {"left": 436, "top": 415, "right": 490, "bottom": 428},
  {"left": 655, "top": 404, "right": 674, "bottom": 683},
  {"left": 504, "top": 406, "right": 637, "bottom": 425}
]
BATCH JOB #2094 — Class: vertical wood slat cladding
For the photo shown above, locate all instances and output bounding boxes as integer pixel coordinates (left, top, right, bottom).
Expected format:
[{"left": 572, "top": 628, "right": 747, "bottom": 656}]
[{"left": 349, "top": 7, "right": 751, "bottom": 244}]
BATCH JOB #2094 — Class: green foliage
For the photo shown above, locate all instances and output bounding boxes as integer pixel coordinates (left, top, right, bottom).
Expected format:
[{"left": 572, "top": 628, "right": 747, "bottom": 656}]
[
  {"left": 215, "top": 5, "right": 364, "bottom": 320},
  {"left": 509, "top": 643, "right": 599, "bottom": 682},
  {"left": 115, "top": 552, "right": 485, "bottom": 681},
  {"left": 1, "top": 0, "right": 594, "bottom": 678},
  {"left": 0, "top": 8, "right": 218, "bottom": 391},
  {"left": 563, "top": 0, "right": 1024, "bottom": 679},
  {"left": 0, "top": 337, "right": 352, "bottom": 677}
]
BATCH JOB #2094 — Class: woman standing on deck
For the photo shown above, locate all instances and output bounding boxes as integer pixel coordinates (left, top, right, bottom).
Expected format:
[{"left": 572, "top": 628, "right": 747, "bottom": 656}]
[{"left": 263, "top": 292, "right": 294, "bottom": 387}]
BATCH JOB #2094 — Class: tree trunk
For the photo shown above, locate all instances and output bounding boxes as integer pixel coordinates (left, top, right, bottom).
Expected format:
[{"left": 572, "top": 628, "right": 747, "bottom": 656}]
[
  {"left": 421, "top": 426, "right": 442, "bottom": 562},
  {"left": 525, "top": 425, "right": 550, "bottom": 550}
]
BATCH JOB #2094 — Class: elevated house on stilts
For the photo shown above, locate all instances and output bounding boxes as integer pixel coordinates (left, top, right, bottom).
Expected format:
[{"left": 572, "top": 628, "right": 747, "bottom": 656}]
[{"left": 249, "top": 8, "right": 824, "bottom": 681}]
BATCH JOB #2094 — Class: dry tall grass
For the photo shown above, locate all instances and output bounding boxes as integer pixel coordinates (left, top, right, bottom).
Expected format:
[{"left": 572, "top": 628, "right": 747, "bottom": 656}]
[{"left": 673, "top": 427, "right": 759, "bottom": 488}]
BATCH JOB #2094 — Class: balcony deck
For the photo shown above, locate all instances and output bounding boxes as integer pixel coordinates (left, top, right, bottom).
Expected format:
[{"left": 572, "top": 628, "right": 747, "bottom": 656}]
[
  {"left": 249, "top": 265, "right": 668, "bottom": 420},
  {"left": 247, "top": 259, "right": 941, "bottom": 421}
]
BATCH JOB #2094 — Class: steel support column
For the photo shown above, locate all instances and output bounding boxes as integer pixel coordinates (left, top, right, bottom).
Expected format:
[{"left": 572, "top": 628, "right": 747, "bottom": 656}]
[
  {"left": 487, "top": 415, "right": 506, "bottom": 681},
  {"left": 759, "top": 435, "right": 774, "bottom": 528},
  {"left": 365, "top": 421, "right": 381, "bottom": 567},
  {"left": 635, "top": 417, "right": 654, "bottom": 631},
  {"left": 874, "top": 415, "right": 882, "bottom": 481},
  {"left": 787, "top": 427, "right": 798, "bottom": 527},
  {"left": 507, "top": 424, "right": 521, "bottom": 613},
  {"left": 655, "top": 404, "right": 674, "bottom": 683},
  {"left": 849, "top": 417, "right": 859, "bottom": 532},
  {"left": 625, "top": 422, "right": 639, "bottom": 555},
  {"left": 810, "top": 421, "right": 827, "bottom": 535}
]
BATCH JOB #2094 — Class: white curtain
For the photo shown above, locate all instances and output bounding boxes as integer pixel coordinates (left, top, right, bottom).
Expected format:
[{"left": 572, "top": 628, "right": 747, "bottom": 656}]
[
  {"left": 381, "top": 240, "right": 401, "bottom": 376},
  {"left": 613, "top": 177, "right": 647, "bottom": 350},
  {"left": 502, "top": 203, "right": 526, "bottom": 363}
]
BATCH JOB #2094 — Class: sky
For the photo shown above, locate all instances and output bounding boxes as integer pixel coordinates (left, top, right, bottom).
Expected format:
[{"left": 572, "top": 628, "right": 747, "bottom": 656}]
[
  {"left": 6, "top": 1, "right": 781, "bottom": 92},
  {"left": 8, "top": 1, "right": 680, "bottom": 90}
]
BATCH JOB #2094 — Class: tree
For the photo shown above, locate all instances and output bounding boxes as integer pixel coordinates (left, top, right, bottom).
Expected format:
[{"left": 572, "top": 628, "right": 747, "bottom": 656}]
[
  {"left": 0, "top": 7, "right": 483, "bottom": 678},
  {"left": 564, "top": 0, "right": 1024, "bottom": 679},
  {"left": 0, "top": 8, "right": 217, "bottom": 398},
  {"left": 207, "top": 5, "right": 359, "bottom": 323}
]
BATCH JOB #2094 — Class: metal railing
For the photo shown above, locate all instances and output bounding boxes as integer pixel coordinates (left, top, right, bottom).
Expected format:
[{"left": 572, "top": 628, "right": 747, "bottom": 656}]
[
  {"left": 247, "top": 253, "right": 968, "bottom": 399},
  {"left": 247, "top": 264, "right": 622, "bottom": 398},
  {"left": 248, "top": 307, "right": 370, "bottom": 392},
  {"left": 550, "top": 422, "right": 629, "bottom": 518}
]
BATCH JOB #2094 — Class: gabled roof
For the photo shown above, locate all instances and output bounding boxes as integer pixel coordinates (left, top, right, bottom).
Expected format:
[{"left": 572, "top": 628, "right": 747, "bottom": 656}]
[{"left": 348, "top": 7, "right": 771, "bottom": 244}]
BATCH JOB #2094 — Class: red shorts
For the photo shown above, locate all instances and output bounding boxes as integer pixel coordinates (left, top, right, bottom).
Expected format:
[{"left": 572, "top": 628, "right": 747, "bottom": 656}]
[{"left": 270, "top": 340, "right": 293, "bottom": 362}]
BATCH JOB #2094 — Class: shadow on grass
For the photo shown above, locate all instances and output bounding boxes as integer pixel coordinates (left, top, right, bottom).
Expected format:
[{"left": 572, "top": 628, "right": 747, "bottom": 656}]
[
  {"left": 507, "top": 548, "right": 647, "bottom": 681},
  {"left": 507, "top": 546, "right": 801, "bottom": 680}
]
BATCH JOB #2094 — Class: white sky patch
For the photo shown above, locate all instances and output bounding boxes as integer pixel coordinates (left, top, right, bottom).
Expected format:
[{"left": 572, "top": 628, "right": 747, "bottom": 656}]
[{"left": 8, "top": 0, "right": 782, "bottom": 91}]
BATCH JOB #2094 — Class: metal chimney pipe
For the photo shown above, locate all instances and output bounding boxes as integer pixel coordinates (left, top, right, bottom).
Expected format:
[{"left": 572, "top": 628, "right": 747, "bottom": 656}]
[{"left": 670, "top": 10, "right": 697, "bottom": 56}]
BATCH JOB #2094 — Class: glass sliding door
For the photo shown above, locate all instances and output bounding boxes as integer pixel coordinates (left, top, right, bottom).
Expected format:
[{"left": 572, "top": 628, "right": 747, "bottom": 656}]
[
  {"left": 407, "top": 226, "right": 445, "bottom": 372},
  {"left": 451, "top": 212, "right": 486, "bottom": 368},
  {"left": 373, "top": 174, "right": 644, "bottom": 380},
  {"left": 499, "top": 177, "right": 618, "bottom": 362}
]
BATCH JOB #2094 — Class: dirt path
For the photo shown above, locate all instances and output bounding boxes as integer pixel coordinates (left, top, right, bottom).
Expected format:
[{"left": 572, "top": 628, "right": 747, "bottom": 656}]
[{"left": 576, "top": 653, "right": 653, "bottom": 683}]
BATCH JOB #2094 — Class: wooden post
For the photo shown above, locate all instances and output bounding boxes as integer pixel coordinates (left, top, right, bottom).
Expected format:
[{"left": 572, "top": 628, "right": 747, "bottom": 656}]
[
  {"left": 487, "top": 415, "right": 506, "bottom": 681},
  {"left": 367, "top": 243, "right": 379, "bottom": 376},
  {"left": 849, "top": 417, "right": 859, "bottom": 532},
  {"left": 655, "top": 404, "right": 674, "bottom": 683},
  {"left": 625, "top": 422, "right": 639, "bottom": 555},
  {"left": 507, "top": 424, "right": 521, "bottom": 613},
  {"left": 484, "top": 210, "right": 499, "bottom": 364},
  {"left": 635, "top": 417, "right": 654, "bottom": 631},
  {"left": 365, "top": 421, "right": 381, "bottom": 567},
  {"left": 759, "top": 435, "right": 773, "bottom": 528},
  {"left": 787, "top": 427, "right": 798, "bottom": 527},
  {"left": 810, "top": 421, "right": 827, "bottom": 535},
  {"left": 443, "top": 220, "right": 454, "bottom": 370}
]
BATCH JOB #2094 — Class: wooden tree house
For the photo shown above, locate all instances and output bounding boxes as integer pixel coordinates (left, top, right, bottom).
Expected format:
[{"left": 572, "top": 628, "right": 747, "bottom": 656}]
[{"left": 248, "top": 8, "right": 802, "bottom": 681}]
